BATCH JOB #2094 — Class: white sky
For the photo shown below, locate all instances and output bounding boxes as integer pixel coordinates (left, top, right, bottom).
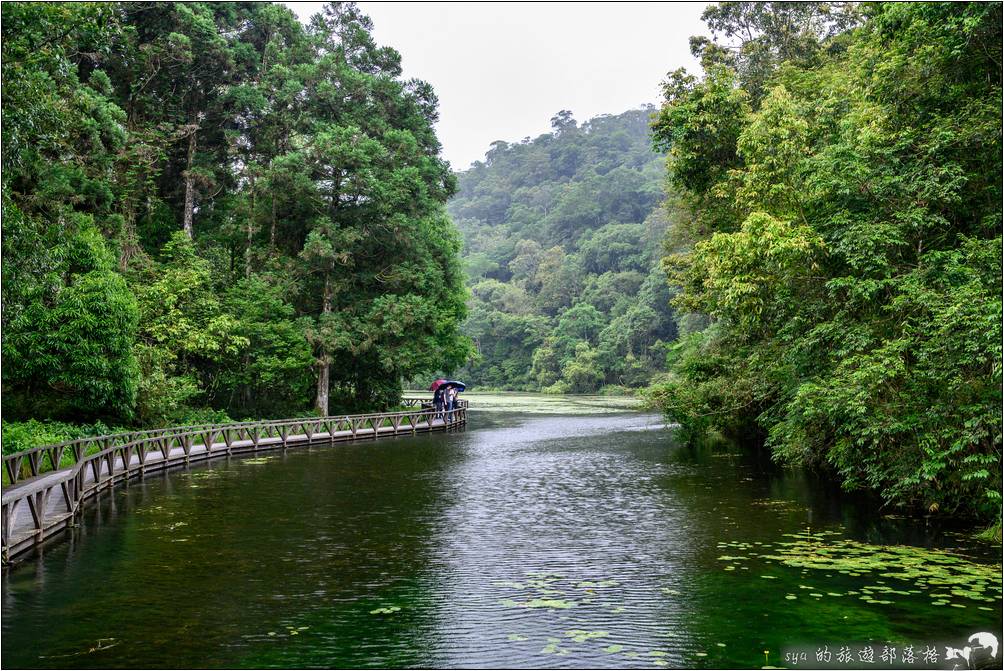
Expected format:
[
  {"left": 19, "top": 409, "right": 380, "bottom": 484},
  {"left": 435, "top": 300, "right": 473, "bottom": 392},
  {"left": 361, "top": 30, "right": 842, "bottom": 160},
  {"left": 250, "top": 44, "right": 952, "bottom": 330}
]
[{"left": 285, "top": 2, "right": 708, "bottom": 170}]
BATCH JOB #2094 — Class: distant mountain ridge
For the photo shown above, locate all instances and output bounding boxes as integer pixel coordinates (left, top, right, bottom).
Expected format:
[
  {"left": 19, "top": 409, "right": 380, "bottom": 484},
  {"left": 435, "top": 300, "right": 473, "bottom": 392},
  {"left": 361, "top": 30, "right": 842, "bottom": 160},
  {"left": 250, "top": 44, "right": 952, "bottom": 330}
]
[{"left": 446, "top": 107, "right": 677, "bottom": 392}]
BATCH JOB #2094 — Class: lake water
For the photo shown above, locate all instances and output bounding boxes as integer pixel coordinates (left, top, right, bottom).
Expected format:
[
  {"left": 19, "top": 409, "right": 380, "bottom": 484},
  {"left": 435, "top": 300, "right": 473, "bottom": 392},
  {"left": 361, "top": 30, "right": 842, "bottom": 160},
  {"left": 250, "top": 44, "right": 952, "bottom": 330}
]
[{"left": 2, "top": 404, "right": 1001, "bottom": 668}]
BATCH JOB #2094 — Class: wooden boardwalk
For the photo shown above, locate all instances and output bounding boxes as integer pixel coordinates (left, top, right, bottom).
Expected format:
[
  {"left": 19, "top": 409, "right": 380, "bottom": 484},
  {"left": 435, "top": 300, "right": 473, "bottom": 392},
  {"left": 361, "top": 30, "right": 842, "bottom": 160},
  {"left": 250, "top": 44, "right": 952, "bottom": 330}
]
[{"left": 1, "top": 399, "right": 466, "bottom": 562}]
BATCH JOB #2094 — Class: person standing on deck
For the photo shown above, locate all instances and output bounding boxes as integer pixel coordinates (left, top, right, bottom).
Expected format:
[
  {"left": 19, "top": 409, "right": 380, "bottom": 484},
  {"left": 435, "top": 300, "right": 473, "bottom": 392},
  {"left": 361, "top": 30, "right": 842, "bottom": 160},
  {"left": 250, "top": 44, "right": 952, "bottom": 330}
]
[
  {"left": 445, "top": 386, "right": 457, "bottom": 422},
  {"left": 434, "top": 387, "right": 445, "bottom": 419}
]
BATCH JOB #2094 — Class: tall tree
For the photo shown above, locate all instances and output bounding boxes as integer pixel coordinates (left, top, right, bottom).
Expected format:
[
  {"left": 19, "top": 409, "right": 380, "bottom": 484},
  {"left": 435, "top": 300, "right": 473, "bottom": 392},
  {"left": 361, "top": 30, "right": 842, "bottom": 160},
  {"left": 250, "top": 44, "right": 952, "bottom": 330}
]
[
  {"left": 2, "top": 1, "right": 471, "bottom": 425},
  {"left": 651, "top": 2, "right": 1002, "bottom": 519},
  {"left": 448, "top": 108, "right": 677, "bottom": 392}
]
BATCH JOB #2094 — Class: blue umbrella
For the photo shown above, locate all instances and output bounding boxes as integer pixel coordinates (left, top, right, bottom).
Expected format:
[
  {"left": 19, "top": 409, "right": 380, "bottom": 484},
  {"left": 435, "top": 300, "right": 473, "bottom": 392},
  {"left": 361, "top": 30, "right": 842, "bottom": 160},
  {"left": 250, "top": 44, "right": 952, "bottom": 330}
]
[{"left": 442, "top": 380, "right": 466, "bottom": 392}]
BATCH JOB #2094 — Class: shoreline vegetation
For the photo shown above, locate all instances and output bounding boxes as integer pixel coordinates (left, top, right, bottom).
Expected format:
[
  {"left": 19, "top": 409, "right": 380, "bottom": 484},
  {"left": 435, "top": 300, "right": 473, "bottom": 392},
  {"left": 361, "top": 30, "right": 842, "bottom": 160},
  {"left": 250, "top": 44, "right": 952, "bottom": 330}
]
[
  {"left": 2, "top": 2, "right": 1001, "bottom": 535},
  {"left": 449, "top": 108, "right": 677, "bottom": 395},
  {"left": 2, "top": 392, "right": 647, "bottom": 457},
  {"left": 2, "top": 2, "right": 471, "bottom": 434},
  {"left": 407, "top": 391, "right": 647, "bottom": 414},
  {"left": 645, "top": 2, "right": 1002, "bottom": 526}
]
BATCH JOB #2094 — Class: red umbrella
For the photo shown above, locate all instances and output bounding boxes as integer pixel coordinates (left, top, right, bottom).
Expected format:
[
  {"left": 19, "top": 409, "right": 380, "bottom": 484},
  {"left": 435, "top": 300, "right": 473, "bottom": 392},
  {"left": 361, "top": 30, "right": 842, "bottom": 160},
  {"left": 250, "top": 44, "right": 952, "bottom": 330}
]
[{"left": 429, "top": 378, "right": 447, "bottom": 392}]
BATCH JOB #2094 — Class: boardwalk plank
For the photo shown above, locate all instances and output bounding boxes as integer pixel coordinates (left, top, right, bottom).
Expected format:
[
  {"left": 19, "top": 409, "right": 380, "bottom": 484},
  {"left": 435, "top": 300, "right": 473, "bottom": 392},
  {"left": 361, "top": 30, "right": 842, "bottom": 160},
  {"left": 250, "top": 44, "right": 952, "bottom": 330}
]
[{"left": 2, "top": 402, "right": 466, "bottom": 561}]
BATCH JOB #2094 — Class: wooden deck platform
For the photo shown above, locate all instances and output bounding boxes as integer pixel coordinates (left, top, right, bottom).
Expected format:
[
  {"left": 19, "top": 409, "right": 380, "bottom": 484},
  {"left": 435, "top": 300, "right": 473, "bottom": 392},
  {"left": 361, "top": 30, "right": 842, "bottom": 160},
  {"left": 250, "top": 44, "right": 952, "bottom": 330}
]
[{"left": 1, "top": 401, "right": 466, "bottom": 562}]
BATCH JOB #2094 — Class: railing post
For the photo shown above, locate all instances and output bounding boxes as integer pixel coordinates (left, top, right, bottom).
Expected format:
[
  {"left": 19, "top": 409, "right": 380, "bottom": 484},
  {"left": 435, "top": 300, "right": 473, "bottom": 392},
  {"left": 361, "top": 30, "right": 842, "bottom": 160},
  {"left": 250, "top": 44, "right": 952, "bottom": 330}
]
[
  {"left": 1, "top": 501, "right": 12, "bottom": 550},
  {"left": 1, "top": 400, "right": 469, "bottom": 561}
]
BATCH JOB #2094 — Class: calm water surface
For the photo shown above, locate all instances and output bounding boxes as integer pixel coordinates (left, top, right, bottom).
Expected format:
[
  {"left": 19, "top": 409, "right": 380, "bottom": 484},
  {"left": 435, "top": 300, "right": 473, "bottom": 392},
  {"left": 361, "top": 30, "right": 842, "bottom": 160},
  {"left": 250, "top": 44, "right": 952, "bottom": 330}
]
[{"left": 2, "top": 410, "right": 1001, "bottom": 668}]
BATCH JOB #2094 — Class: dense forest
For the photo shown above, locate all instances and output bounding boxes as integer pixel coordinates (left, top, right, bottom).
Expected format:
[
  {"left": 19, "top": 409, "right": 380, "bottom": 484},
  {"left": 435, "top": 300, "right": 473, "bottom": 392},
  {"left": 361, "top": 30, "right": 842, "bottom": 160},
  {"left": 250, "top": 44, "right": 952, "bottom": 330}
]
[
  {"left": 650, "top": 2, "right": 1002, "bottom": 522},
  {"left": 449, "top": 108, "right": 677, "bottom": 392},
  {"left": 1, "top": 1, "right": 471, "bottom": 447},
  {"left": 1, "top": 1, "right": 1000, "bottom": 527}
]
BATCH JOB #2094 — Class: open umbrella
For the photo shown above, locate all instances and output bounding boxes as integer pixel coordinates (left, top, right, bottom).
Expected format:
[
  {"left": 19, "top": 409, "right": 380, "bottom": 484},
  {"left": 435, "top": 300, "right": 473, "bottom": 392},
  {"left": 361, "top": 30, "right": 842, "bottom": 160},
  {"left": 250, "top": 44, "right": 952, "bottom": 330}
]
[
  {"left": 429, "top": 378, "right": 447, "bottom": 392},
  {"left": 441, "top": 380, "right": 466, "bottom": 392}
]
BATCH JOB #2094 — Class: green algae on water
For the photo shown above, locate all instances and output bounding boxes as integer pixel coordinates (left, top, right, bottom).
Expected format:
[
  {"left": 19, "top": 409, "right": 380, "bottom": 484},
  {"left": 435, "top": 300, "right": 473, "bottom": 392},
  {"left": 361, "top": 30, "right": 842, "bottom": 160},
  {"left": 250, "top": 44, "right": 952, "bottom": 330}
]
[
  {"left": 716, "top": 528, "right": 1002, "bottom": 608},
  {"left": 495, "top": 572, "right": 635, "bottom": 612},
  {"left": 523, "top": 599, "right": 574, "bottom": 609},
  {"left": 565, "top": 630, "right": 609, "bottom": 643},
  {"left": 406, "top": 391, "right": 644, "bottom": 415}
]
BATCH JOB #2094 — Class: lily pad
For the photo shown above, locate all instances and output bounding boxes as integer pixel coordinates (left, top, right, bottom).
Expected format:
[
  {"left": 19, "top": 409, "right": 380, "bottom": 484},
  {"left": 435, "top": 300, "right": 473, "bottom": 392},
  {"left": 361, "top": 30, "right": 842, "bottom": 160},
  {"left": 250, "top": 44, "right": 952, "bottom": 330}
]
[
  {"left": 566, "top": 630, "right": 609, "bottom": 643},
  {"left": 523, "top": 598, "right": 574, "bottom": 609}
]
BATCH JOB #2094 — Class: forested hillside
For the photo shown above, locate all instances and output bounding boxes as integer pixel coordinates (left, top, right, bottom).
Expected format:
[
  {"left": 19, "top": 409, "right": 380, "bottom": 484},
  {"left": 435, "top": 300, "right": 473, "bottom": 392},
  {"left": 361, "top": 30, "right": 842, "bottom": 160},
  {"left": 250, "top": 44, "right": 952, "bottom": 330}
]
[
  {"left": 448, "top": 109, "right": 677, "bottom": 392},
  {"left": 651, "top": 2, "right": 1002, "bottom": 521},
  {"left": 3, "top": 0, "right": 999, "bottom": 529},
  {"left": 1, "top": 1, "right": 471, "bottom": 442}
]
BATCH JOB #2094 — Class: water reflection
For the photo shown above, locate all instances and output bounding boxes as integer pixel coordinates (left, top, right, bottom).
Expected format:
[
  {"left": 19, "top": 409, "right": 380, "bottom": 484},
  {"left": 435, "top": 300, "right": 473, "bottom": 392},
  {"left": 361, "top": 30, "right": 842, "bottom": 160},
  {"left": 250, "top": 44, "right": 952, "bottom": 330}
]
[
  {"left": 426, "top": 413, "right": 696, "bottom": 668},
  {"left": 2, "top": 410, "right": 1000, "bottom": 669}
]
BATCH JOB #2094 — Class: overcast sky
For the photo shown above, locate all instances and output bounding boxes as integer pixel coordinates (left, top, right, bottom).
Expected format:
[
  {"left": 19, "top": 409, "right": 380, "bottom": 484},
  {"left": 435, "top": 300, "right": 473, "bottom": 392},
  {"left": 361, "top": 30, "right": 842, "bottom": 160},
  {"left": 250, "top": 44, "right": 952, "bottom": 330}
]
[{"left": 286, "top": 2, "right": 709, "bottom": 170}]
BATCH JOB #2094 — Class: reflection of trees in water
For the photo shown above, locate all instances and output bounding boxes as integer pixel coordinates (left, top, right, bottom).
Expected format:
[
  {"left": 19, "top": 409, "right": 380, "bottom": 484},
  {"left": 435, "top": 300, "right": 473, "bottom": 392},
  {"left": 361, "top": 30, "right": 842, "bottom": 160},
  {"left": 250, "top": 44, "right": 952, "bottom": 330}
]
[{"left": 2, "top": 440, "right": 460, "bottom": 669}]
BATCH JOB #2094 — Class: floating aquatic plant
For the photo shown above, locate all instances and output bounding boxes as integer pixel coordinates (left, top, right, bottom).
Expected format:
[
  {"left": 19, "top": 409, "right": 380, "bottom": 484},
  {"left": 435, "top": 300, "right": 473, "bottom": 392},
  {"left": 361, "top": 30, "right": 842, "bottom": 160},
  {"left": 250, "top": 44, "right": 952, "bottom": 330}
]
[
  {"left": 523, "top": 599, "right": 574, "bottom": 609},
  {"left": 715, "top": 528, "right": 1002, "bottom": 609},
  {"left": 750, "top": 499, "right": 806, "bottom": 513},
  {"left": 243, "top": 457, "right": 275, "bottom": 465},
  {"left": 495, "top": 571, "right": 633, "bottom": 612},
  {"left": 443, "top": 392, "right": 643, "bottom": 415},
  {"left": 565, "top": 630, "right": 608, "bottom": 643}
]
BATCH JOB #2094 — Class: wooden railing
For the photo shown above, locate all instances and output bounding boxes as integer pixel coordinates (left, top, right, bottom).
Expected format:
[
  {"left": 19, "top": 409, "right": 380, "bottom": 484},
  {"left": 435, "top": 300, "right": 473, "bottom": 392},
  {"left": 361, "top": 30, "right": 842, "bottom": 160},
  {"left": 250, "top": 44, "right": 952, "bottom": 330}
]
[
  {"left": 1, "top": 396, "right": 431, "bottom": 486},
  {"left": 1, "top": 398, "right": 465, "bottom": 562}
]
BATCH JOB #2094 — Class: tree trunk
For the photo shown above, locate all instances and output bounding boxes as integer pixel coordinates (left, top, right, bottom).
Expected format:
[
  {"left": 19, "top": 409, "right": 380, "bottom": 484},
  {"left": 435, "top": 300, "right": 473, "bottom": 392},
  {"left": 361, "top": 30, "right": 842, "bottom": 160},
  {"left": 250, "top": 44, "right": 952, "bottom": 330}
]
[
  {"left": 245, "top": 173, "right": 255, "bottom": 278},
  {"left": 119, "top": 198, "right": 139, "bottom": 271},
  {"left": 315, "top": 360, "right": 330, "bottom": 416},
  {"left": 245, "top": 224, "right": 253, "bottom": 277},
  {"left": 182, "top": 126, "right": 197, "bottom": 238},
  {"left": 314, "top": 273, "right": 333, "bottom": 415}
]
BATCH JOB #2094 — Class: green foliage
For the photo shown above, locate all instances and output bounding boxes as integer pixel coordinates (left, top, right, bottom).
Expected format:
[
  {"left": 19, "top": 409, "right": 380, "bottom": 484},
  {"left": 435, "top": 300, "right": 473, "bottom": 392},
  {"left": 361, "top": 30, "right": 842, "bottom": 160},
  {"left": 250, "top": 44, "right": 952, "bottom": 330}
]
[
  {"left": 561, "top": 342, "right": 604, "bottom": 394},
  {"left": 129, "top": 232, "right": 251, "bottom": 424},
  {"left": 1, "top": 419, "right": 125, "bottom": 457},
  {"left": 3, "top": 212, "right": 140, "bottom": 421},
  {"left": 211, "top": 278, "right": 315, "bottom": 418},
  {"left": 651, "top": 1, "right": 1003, "bottom": 520},
  {"left": 450, "top": 109, "right": 678, "bottom": 392},
  {"left": 2, "top": 2, "right": 469, "bottom": 432},
  {"left": 691, "top": 2, "right": 862, "bottom": 102}
]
